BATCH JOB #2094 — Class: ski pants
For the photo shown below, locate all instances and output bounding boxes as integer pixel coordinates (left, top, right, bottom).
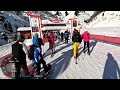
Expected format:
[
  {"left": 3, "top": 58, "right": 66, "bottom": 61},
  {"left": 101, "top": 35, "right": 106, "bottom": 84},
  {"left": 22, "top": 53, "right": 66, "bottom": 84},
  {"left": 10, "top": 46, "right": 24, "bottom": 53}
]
[
  {"left": 73, "top": 42, "right": 80, "bottom": 58},
  {"left": 15, "top": 63, "right": 29, "bottom": 79},
  {"left": 35, "top": 58, "right": 48, "bottom": 75},
  {"left": 65, "top": 37, "right": 68, "bottom": 43},
  {"left": 83, "top": 42, "right": 90, "bottom": 53},
  {"left": 50, "top": 44, "right": 55, "bottom": 54}
]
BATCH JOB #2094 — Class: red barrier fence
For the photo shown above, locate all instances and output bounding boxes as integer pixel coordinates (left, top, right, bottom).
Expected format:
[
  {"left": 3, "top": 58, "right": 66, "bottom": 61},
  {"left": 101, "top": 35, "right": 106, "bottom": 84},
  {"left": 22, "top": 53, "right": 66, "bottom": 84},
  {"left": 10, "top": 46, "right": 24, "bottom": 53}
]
[{"left": 90, "top": 34, "right": 120, "bottom": 45}]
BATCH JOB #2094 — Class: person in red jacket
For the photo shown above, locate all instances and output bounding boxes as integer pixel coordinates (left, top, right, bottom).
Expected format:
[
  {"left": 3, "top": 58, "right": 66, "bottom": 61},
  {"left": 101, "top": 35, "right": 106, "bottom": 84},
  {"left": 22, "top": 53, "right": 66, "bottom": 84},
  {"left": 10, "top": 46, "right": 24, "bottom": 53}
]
[
  {"left": 47, "top": 31, "right": 55, "bottom": 57},
  {"left": 82, "top": 31, "right": 90, "bottom": 55}
]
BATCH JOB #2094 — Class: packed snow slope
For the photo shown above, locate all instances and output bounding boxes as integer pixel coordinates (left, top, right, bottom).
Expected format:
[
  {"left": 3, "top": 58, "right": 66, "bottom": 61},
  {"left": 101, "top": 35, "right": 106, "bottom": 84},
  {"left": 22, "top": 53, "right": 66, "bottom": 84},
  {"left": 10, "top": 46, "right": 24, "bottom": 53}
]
[{"left": 44, "top": 40, "right": 120, "bottom": 79}]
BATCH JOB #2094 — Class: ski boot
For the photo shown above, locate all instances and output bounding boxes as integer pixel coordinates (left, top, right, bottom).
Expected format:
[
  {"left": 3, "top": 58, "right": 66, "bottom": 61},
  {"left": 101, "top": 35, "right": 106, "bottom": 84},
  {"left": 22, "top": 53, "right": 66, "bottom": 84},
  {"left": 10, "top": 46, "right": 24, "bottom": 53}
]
[{"left": 87, "top": 52, "right": 90, "bottom": 55}]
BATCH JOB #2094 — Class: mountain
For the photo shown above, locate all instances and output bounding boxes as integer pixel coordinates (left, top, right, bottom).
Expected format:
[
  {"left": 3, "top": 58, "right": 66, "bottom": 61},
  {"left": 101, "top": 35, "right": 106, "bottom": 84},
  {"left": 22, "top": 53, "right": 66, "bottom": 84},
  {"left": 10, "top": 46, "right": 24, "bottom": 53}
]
[
  {"left": 0, "top": 11, "right": 56, "bottom": 46},
  {"left": 86, "top": 11, "right": 120, "bottom": 28}
]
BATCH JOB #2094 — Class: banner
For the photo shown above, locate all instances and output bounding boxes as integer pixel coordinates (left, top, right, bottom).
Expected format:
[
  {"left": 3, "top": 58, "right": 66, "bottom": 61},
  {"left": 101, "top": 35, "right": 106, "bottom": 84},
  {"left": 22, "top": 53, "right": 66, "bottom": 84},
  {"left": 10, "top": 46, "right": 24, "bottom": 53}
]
[{"left": 27, "top": 14, "right": 42, "bottom": 39}]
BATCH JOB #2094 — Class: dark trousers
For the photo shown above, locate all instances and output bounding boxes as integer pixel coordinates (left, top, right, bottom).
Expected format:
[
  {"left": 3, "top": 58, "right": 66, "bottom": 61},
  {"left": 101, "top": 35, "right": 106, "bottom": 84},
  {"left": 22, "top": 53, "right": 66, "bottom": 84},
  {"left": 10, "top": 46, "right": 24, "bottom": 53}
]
[
  {"left": 61, "top": 37, "right": 63, "bottom": 41},
  {"left": 83, "top": 42, "right": 90, "bottom": 53},
  {"left": 35, "top": 58, "right": 48, "bottom": 75},
  {"left": 65, "top": 37, "right": 68, "bottom": 43},
  {"left": 15, "top": 63, "right": 29, "bottom": 79},
  {"left": 50, "top": 44, "right": 55, "bottom": 54}
]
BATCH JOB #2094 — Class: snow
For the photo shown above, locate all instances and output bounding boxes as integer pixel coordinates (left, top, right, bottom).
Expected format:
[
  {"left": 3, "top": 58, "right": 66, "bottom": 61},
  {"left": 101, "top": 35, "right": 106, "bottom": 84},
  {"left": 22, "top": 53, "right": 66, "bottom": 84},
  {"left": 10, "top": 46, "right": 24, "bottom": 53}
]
[
  {"left": 0, "top": 37, "right": 120, "bottom": 79},
  {"left": 1, "top": 11, "right": 120, "bottom": 79},
  {"left": 0, "top": 11, "right": 30, "bottom": 32},
  {"left": 17, "top": 27, "right": 31, "bottom": 31},
  {"left": 78, "top": 11, "right": 120, "bottom": 37},
  {"left": 0, "top": 11, "right": 57, "bottom": 46},
  {"left": 43, "top": 40, "right": 120, "bottom": 79},
  {"left": 0, "top": 41, "right": 15, "bottom": 58},
  {"left": 86, "top": 11, "right": 120, "bottom": 28},
  {"left": 81, "top": 27, "right": 120, "bottom": 37}
]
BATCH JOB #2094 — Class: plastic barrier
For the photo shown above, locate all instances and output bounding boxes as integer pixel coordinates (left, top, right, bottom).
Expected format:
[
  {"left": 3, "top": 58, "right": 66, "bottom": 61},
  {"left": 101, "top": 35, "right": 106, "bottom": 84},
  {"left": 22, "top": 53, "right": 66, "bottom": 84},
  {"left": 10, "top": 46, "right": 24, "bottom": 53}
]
[{"left": 90, "top": 34, "right": 120, "bottom": 45}]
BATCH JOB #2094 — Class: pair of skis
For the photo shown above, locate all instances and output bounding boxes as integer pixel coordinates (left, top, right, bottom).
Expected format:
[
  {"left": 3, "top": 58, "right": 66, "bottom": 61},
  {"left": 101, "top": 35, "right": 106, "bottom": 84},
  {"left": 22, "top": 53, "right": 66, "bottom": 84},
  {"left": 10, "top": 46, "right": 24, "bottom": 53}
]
[
  {"left": 75, "top": 51, "right": 91, "bottom": 64},
  {"left": 75, "top": 56, "right": 79, "bottom": 64}
]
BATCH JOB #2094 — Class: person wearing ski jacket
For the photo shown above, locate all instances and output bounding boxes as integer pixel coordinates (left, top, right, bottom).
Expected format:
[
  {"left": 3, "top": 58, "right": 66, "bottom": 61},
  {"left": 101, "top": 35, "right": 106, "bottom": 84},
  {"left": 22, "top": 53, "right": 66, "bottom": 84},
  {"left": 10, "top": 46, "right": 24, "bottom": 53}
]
[
  {"left": 82, "top": 31, "right": 90, "bottom": 55},
  {"left": 48, "top": 31, "right": 54, "bottom": 45},
  {"left": 72, "top": 29, "right": 82, "bottom": 58},
  {"left": 64, "top": 30, "right": 69, "bottom": 43},
  {"left": 47, "top": 31, "right": 55, "bottom": 55},
  {"left": 32, "top": 33, "right": 48, "bottom": 74},
  {"left": 12, "top": 35, "right": 29, "bottom": 79},
  {"left": 82, "top": 31, "right": 90, "bottom": 42},
  {"left": 32, "top": 34, "right": 40, "bottom": 47}
]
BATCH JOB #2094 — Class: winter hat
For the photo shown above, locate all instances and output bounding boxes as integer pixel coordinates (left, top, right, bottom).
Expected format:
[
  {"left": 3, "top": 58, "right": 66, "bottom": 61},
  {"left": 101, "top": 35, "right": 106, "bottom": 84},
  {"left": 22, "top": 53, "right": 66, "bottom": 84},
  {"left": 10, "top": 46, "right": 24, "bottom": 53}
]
[
  {"left": 84, "top": 31, "right": 89, "bottom": 34},
  {"left": 34, "top": 33, "right": 39, "bottom": 37}
]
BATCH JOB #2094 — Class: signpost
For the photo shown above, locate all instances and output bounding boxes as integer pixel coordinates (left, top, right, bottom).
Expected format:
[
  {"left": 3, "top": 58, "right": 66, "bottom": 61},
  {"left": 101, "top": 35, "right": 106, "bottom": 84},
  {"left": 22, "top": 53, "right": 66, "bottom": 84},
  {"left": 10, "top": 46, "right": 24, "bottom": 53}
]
[
  {"left": 69, "top": 18, "right": 78, "bottom": 39},
  {"left": 27, "top": 14, "right": 43, "bottom": 39}
]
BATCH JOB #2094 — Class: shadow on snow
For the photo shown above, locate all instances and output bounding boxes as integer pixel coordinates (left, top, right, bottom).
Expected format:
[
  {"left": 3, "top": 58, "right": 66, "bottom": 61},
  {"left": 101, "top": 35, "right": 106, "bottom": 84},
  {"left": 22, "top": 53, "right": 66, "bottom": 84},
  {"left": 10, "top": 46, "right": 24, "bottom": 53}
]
[
  {"left": 49, "top": 48, "right": 73, "bottom": 79},
  {"left": 103, "top": 52, "right": 120, "bottom": 79}
]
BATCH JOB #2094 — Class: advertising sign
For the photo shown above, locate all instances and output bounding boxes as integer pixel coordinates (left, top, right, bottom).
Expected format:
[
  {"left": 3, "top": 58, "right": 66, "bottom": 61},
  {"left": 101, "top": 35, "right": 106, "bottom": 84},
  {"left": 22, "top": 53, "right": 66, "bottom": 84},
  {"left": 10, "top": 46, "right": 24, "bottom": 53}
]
[{"left": 27, "top": 14, "right": 42, "bottom": 39}]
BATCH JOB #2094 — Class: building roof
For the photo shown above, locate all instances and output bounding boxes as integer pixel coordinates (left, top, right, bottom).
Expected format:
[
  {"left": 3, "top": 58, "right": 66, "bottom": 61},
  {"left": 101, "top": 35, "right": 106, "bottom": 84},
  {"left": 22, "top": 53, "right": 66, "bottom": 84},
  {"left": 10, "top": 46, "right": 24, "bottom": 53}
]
[{"left": 17, "top": 27, "right": 31, "bottom": 31}]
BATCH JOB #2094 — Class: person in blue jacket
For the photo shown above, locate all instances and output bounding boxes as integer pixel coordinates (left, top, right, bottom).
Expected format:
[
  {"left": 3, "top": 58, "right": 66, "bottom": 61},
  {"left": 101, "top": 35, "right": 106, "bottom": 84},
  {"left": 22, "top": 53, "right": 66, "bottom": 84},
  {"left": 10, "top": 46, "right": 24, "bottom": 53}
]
[
  {"left": 64, "top": 30, "right": 69, "bottom": 43},
  {"left": 32, "top": 33, "right": 48, "bottom": 75}
]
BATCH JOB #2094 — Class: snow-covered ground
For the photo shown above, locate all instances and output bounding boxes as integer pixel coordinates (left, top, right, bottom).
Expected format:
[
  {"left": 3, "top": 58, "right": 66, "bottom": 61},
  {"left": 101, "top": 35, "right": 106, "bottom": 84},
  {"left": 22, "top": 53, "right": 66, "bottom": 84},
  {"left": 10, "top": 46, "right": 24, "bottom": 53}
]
[
  {"left": 1, "top": 11, "right": 120, "bottom": 79},
  {"left": 86, "top": 11, "right": 120, "bottom": 28},
  {"left": 80, "top": 11, "right": 120, "bottom": 37},
  {"left": 0, "top": 38, "right": 120, "bottom": 79},
  {"left": 43, "top": 40, "right": 120, "bottom": 79},
  {"left": 0, "top": 39, "right": 58, "bottom": 79},
  {"left": 81, "top": 27, "right": 120, "bottom": 37}
]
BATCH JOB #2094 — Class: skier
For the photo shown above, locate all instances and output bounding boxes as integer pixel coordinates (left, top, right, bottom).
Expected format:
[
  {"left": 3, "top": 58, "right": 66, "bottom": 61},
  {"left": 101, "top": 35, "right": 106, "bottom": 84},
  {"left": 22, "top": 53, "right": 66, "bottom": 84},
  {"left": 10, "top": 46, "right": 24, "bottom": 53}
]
[
  {"left": 82, "top": 31, "right": 90, "bottom": 55},
  {"left": 12, "top": 35, "right": 29, "bottom": 79},
  {"left": 32, "top": 33, "right": 49, "bottom": 75},
  {"left": 64, "top": 30, "right": 69, "bottom": 43},
  {"left": 47, "top": 31, "right": 55, "bottom": 57},
  {"left": 72, "top": 29, "right": 82, "bottom": 59}
]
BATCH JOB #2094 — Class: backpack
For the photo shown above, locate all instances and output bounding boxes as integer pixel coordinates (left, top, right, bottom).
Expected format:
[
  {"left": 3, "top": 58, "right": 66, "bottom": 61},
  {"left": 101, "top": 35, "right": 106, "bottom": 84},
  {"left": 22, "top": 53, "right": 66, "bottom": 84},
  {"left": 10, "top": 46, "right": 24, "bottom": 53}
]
[{"left": 28, "top": 44, "right": 34, "bottom": 60}]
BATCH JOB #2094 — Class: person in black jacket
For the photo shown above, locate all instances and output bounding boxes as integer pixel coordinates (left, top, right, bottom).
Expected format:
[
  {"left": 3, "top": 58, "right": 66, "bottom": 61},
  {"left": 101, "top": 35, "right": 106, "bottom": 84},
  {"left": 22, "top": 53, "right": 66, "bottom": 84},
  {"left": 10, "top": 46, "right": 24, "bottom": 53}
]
[
  {"left": 72, "top": 29, "right": 82, "bottom": 59},
  {"left": 12, "top": 36, "right": 29, "bottom": 79}
]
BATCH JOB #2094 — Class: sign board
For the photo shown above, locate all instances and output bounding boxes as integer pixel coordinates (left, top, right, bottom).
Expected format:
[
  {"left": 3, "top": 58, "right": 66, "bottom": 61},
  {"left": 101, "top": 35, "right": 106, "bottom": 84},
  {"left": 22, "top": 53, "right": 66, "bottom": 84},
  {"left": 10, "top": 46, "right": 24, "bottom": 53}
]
[
  {"left": 69, "top": 18, "right": 79, "bottom": 38},
  {"left": 42, "top": 19, "right": 66, "bottom": 24},
  {"left": 27, "top": 14, "right": 43, "bottom": 39},
  {"left": 49, "top": 19, "right": 64, "bottom": 23}
]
